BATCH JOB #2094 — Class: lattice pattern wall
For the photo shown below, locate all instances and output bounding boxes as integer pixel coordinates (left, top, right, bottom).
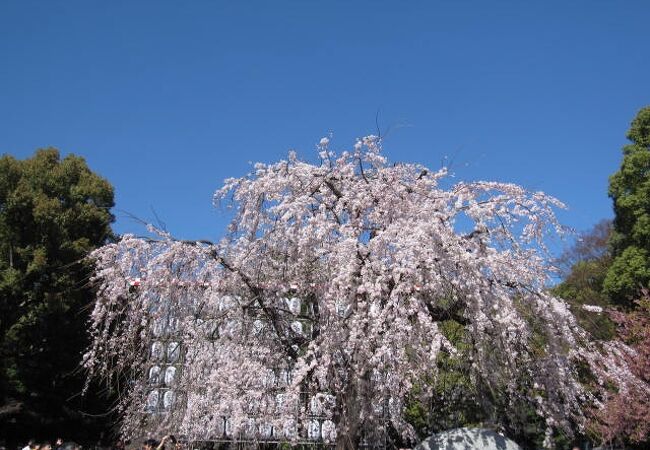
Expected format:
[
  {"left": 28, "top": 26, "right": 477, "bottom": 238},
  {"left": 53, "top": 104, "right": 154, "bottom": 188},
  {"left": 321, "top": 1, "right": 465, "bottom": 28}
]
[{"left": 138, "top": 294, "right": 388, "bottom": 447}]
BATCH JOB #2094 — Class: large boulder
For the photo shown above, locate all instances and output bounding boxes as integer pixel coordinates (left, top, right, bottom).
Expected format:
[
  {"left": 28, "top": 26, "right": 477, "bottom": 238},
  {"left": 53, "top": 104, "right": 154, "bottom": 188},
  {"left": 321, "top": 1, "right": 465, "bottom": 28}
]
[{"left": 415, "top": 427, "right": 522, "bottom": 450}]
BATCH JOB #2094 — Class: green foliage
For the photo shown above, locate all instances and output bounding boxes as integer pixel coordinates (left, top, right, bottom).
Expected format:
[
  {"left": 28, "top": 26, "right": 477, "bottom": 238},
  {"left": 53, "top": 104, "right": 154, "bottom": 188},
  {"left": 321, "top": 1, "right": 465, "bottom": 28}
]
[
  {"left": 403, "top": 318, "right": 559, "bottom": 450},
  {"left": 604, "top": 246, "right": 650, "bottom": 305},
  {"left": 0, "top": 148, "right": 115, "bottom": 439},
  {"left": 552, "top": 220, "right": 616, "bottom": 339},
  {"left": 605, "top": 107, "right": 650, "bottom": 305},
  {"left": 404, "top": 319, "right": 487, "bottom": 440}
]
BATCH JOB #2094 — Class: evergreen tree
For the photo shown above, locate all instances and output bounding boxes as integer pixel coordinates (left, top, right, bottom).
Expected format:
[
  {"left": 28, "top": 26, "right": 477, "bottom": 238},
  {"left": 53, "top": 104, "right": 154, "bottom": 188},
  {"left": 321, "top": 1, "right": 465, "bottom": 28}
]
[
  {"left": 604, "top": 107, "right": 650, "bottom": 306},
  {"left": 0, "top": 149, "right": 115, "bottom": 441}
]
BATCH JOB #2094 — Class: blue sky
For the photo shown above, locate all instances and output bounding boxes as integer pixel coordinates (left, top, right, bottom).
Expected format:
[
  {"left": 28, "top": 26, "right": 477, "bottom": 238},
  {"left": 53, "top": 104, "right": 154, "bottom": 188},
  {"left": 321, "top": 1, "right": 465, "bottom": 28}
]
[{"left": 1, "top": 1, "right": 649, "bottom": 249}]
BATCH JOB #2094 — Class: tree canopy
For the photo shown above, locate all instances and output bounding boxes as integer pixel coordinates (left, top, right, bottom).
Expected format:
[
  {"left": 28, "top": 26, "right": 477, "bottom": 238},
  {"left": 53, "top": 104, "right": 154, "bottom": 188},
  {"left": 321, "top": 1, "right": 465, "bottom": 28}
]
[
  {"left": 605, "top": 107, "right": 650, "bottom": 305},
  {"left": 85, "top": 137, "right": 639, "bottom": 449},
  {"left": 0, "top": 148, "right": 115, "bottom": 440}
]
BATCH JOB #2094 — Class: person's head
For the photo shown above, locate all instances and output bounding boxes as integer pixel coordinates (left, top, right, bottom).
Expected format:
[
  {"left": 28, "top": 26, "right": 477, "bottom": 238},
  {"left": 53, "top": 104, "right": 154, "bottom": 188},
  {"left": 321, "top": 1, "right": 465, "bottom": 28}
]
[
  {"left": 143, "top": 439, "right": 158, "bottom": 450},
  {"left": 41, "top": 442, "right": 52, "bottom": 450},
  {"left": 55, "top": 439, "right": 63, "bottom": 447}
]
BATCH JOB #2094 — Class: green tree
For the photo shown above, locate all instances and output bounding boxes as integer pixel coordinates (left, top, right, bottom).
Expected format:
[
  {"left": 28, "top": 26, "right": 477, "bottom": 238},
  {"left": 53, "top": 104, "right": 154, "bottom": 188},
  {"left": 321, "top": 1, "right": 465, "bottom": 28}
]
[
  {"left": 0, "top": 149, "right": 115, "bottom": 441},
  {"left": 604, "top": 107, "right": 650, "bottom": 306},
  {"left": 553, "top": 220, "right": 616, "bottom": 340}
]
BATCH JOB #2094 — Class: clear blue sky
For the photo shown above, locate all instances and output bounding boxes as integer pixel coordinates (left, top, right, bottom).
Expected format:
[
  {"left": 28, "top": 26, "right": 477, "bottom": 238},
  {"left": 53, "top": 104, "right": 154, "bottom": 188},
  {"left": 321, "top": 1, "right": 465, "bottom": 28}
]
[{"left": 1, "top": 1, "right": 649, "bottom": 247}]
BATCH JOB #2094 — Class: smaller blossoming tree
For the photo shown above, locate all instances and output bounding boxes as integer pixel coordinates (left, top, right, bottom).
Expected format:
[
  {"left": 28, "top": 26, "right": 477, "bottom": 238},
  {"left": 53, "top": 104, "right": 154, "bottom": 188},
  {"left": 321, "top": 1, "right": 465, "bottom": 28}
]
[
  {"left": 592, "top": 290, "right": 650, "bottom": 446},
  {"left": 84, "top": 137, "right": 642, "bottom": 449}
]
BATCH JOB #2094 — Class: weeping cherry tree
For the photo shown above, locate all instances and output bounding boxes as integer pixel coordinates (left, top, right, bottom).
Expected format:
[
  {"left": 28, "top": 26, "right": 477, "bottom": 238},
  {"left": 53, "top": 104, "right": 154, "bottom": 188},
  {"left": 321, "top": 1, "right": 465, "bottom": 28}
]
[{"left": 84, "top": 136, "right": 641, "bottom": 449}]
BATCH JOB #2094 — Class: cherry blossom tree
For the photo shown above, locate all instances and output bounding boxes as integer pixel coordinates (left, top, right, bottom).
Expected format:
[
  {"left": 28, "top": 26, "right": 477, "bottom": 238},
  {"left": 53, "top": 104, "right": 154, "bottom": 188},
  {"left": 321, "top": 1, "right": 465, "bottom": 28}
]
[
  {"left": 84, "top": 136, "right": 641, "bottom": 449},
  {"left": 592, "top": 290, "right": 650, "bottom": 446}
]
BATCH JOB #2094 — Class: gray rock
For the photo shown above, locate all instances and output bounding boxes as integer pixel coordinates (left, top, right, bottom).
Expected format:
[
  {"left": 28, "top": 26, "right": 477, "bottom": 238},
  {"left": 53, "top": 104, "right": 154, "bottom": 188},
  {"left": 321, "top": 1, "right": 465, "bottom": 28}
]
[{"left": 415, "top": 427, "right": 522, "bottom": 450}]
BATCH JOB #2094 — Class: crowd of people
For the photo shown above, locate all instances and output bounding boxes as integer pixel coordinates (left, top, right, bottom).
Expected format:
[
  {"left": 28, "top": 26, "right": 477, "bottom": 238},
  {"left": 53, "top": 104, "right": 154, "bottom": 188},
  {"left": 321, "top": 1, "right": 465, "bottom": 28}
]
[
  {"left": 3, "top": 437, "right": 592, "bottom": 450},
  {"left": 5, "top": 436, "right": 185, "bottom": 450},
  {"left": 16, "top": 439, "right": 81, "bottom": 450}
]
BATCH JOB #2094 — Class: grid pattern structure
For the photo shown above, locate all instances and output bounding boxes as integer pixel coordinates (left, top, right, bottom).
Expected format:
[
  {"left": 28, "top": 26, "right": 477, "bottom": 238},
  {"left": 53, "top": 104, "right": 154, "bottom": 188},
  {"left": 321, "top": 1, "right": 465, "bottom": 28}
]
[{"left": 142, "top": 295, "right": 388, "bottom": 448}]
